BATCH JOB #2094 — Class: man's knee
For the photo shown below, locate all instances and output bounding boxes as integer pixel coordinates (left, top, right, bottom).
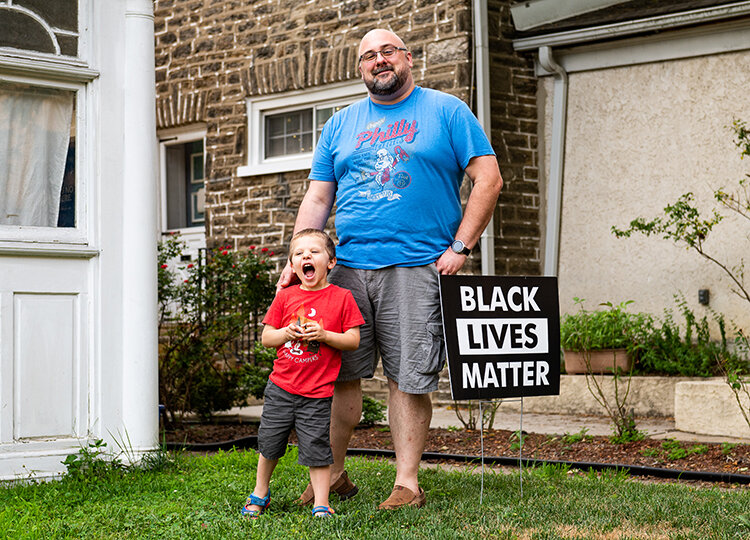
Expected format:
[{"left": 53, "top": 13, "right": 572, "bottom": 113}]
[{"left": 332, "top": 379, "right": 363, "bottom": 424}]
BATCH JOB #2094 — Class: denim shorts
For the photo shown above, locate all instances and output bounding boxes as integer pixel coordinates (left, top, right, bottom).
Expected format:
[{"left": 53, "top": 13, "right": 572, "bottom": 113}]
[
  {"left": 328, "top": 264, "right": 445, "bottom": 394},
  {"left": 258, "top": 380, "right": 333, "bottom": 467}
]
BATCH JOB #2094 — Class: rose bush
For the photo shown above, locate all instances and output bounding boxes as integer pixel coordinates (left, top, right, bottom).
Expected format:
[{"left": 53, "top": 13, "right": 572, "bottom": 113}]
[{"left": 158, "top": 236, "right": 276, "bottom": 425}]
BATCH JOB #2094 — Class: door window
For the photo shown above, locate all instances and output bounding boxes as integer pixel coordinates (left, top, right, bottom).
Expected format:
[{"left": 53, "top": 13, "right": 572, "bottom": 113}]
[{"left": 0, "top": 80, "right": 76, "bottom": 228}]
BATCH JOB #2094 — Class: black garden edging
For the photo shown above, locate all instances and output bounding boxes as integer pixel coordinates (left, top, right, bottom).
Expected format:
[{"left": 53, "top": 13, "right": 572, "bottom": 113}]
[{"left": 165, "top": 437, "right": 750, "bottom": 485}]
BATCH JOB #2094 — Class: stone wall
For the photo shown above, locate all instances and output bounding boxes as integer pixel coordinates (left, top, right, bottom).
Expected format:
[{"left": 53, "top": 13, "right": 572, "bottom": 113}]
[{"left": 154, "top": 0, "right": 539, "bottom": 275}]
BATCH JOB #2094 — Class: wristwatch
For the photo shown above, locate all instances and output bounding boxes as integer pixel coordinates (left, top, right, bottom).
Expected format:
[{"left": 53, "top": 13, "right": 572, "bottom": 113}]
[{"left": 450, "top": 239, "right": 471, "bottom": 256}]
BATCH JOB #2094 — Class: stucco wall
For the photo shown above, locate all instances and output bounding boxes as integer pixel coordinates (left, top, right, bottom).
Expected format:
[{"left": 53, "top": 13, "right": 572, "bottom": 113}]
[{"left": 541, "top": 50, "right": 750, "bottom": 329}]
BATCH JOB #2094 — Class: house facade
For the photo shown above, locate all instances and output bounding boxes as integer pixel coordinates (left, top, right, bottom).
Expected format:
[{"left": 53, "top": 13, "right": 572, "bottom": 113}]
[
  {"left": 0, "top": 0, "right": 159, "bottom": 480},
  {"left": 511, "top": 0, "right": 750, "bottom": 328},
  {"left": 153, "top": 0, "right": 541, "bottom": 278}
]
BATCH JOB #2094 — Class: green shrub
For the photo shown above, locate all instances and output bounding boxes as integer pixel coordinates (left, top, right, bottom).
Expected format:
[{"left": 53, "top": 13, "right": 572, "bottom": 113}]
[
  {"left": 62, "top": 439, "right": 124, "bottom": 482},
  {"left": 635, "top": 295, "right": 746, "bottom": 377},
  {"left": 158, "top": 236, "right": 275, "bottom": 425},
  {"left": 560, "top": 298, "right": 651, "bottom": 353},
  {"left": 360, "top": 395, "right": 387, "bottom": 426}
]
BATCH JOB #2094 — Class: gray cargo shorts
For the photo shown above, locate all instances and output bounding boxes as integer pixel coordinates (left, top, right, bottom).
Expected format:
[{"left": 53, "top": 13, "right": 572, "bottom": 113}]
[
  {"left": 258, "top": 380, "right": 333, "bottom": 467},
  {"left": 328, "top": 264, "right": 445, "bottom": 394}
]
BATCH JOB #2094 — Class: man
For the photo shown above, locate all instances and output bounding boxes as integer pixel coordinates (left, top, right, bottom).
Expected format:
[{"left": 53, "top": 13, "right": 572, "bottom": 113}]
[{"left": 278, "top": 28, "right": 503, "bottom": 509}]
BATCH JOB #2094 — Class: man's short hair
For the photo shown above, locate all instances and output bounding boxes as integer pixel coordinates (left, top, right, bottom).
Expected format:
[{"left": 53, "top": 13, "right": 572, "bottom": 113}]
[{"left": 289, "top": 228, "right": 336, "bottom": 261}]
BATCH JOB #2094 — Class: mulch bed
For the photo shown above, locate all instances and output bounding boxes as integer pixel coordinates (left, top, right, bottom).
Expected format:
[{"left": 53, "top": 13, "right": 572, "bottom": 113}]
[{"left": 163, "top": 421, "right": 750, "bottom": 479}]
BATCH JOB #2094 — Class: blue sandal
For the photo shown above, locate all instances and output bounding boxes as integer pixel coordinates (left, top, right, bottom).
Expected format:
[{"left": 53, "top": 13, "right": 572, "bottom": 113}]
[
  {"left": 312, "top": 505, "right": 335, "bottom": 518},
  {"left": 241, "top": 491, "right": 271, "bottom": 519}
]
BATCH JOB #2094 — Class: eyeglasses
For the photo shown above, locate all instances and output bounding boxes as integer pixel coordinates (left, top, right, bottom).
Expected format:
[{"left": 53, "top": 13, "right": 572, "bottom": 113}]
[{"left": 358, "top": 46, "right": 408, "bottom": 64}]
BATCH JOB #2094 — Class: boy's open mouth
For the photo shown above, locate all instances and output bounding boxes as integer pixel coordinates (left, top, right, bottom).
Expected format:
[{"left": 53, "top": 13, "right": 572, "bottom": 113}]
[{"left": 302, "top": 263, "right": 315, "bottom": 278}]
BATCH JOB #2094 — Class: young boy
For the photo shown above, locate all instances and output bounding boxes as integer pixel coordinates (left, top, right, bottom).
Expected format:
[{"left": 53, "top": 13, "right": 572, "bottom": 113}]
[{"left": 242, "top": 229, "right": 364, "bottom": 519}]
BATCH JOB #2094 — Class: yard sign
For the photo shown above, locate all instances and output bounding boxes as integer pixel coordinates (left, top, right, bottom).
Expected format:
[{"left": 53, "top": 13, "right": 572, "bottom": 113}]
[{"left": 439, "top": 275, "right": 560, "bottom": 400}]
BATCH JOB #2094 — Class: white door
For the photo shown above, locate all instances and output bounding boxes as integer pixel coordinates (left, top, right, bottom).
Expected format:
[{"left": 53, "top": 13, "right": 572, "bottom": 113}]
[{"left": 0, "top": 74, "right": 96, "bottom": 480}]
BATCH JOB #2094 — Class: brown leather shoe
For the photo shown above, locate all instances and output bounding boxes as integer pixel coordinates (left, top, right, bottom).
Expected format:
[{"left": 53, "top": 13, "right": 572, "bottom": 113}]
[
  {"left": 331, "top": 470, "right": 359, "bottom": 500},
  {"left": 297, "top": 470, "right": 359, "bottom": 506},
  {"left": 378, "top": 485, "right": 426, "bottom": 510}
]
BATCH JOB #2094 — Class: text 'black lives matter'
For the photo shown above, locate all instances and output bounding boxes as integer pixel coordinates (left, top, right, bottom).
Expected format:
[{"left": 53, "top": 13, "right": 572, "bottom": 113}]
[{"left": 439, "top": 275, "right": 560, "bottom": 400}]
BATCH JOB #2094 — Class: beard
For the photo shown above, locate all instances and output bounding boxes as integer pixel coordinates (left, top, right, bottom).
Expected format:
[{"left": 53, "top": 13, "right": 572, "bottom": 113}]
[{"left": 364, "top": 66, "right": 407, "bottom": 96}]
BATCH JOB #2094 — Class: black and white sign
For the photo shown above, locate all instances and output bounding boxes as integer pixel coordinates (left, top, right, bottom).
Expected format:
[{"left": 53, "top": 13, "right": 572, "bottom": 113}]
[{"left": 439, "top": 275, "right": 560, "bottom": 400}]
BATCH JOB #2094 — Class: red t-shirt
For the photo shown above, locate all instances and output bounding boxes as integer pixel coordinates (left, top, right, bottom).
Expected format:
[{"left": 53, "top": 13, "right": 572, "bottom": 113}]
[{"left": 262, "top": 284, "right": 364, "bottom": 398}]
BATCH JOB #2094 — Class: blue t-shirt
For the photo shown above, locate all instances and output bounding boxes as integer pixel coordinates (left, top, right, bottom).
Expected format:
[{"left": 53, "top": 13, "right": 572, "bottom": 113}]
[{"left": 309, "top": 86, "right": 495, "bottom": 269}]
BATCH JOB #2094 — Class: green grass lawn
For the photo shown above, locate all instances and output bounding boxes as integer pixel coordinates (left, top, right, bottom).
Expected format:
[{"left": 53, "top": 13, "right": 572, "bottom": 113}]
[{"left": 1, "top": 447, "right": 749, "bottom": 539}]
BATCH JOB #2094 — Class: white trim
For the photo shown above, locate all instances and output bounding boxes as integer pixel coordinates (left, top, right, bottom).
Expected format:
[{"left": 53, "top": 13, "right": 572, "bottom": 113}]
[
  {"left": 237, "top": 80, "right": 366, "bottom": 177},
  {"left": 513, "top": 0, "right": 750, "bottom": 51},
  {"left": 510, "top": 0, "right": 630, "bottom": 32},
  {"left": 534, "top": 19, "right": 750, "bottom": 75},
  {"left": 0, "top": 54, "right": 97, "bottom": 82},
  {"left": 0, "top": 243, "right": 99, "bottom": 258}
]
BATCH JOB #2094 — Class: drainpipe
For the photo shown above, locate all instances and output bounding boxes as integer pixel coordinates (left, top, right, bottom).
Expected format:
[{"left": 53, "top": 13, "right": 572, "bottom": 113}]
[
  {"left": 473, "top": 0, "right": 494, "bottom": 275},
  {"left": 537, "top": 46, "right": 568, "bottom": 277}
]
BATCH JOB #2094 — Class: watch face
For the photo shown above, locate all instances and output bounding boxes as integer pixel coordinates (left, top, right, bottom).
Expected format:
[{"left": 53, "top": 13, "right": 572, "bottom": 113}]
[{"left": 451, "top": 240, "right": 469, "bottom": 254}]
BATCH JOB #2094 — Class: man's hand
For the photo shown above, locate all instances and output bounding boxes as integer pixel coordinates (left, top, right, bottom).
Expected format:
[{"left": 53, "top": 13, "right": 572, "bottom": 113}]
[
  {"left": 276, "top": 261, "right": 300, "bottom": 291},
  {"left": 435, "top": 248, "right": 468, "bottom": 275}
]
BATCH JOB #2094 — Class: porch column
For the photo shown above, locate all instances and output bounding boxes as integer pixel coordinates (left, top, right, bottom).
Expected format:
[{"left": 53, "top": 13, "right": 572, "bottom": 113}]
[{"left": 121, "top": 0, "right": 158, "bottom": 452}]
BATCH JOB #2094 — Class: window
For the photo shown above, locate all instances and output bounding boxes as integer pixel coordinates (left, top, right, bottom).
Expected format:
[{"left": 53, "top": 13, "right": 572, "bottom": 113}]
[
  {"left": 159, "top": 129, "right": 207, "bottom": 260},
  {"left": 263, "top": 103, "right": 348, "bottom": 159},
  {"left": 164, "top": 139, "right": 205, "bottom": 229},
  {"left": 159, "top": 128, "right": 206, "bottom": 231},
  {"left": 237, "top": 80, "right": 366, "bottom": 177},
  {"left": 0, "top": 80, "right": 76, "bottom": 228},
  {"left": 0, "top": 73, "right": 91, "bottom": 245},
  {"left": 0, "top": 0, "right": 79, "bottom": 57}
]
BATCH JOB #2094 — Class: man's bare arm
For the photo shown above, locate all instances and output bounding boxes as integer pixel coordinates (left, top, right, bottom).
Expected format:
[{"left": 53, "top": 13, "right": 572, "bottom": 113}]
[
  {"left": 435, "top": 155, "right": 503, "bottom": 275},
  {"left": 277, "top": 180, "right": 337, "bottom": 290}
]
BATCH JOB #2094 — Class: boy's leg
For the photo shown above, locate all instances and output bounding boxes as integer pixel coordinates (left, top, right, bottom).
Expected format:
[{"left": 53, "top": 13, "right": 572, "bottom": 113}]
[
  {"left": 249, "top": 379, "right": 294, "bottom": 512},
  {"left": 309, "top": 465, "right": 332, "bottom": 509},
  {"left": 246, "top": 455, "right": 278, "bottom": 512}
]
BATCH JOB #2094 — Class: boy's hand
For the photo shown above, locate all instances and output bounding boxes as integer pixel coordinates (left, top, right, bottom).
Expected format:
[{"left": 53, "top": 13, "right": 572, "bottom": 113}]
[
  {"left": 300, "top": 321, "right": 327, "bottom": 343},
  {"left": 284, "top": 322, "right": 304, "bottom": 341}
]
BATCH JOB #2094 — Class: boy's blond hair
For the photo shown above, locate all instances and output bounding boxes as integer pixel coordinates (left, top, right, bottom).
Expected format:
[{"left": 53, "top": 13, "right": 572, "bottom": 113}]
[{"left": 289, "top": 228, "right": 336, "bottom": 261}]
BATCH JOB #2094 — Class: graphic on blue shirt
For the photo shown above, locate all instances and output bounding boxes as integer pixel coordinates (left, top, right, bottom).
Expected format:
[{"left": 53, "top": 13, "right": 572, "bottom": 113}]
[{"left": 353, "top": 119, "right": 416, "bottom": 201}]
